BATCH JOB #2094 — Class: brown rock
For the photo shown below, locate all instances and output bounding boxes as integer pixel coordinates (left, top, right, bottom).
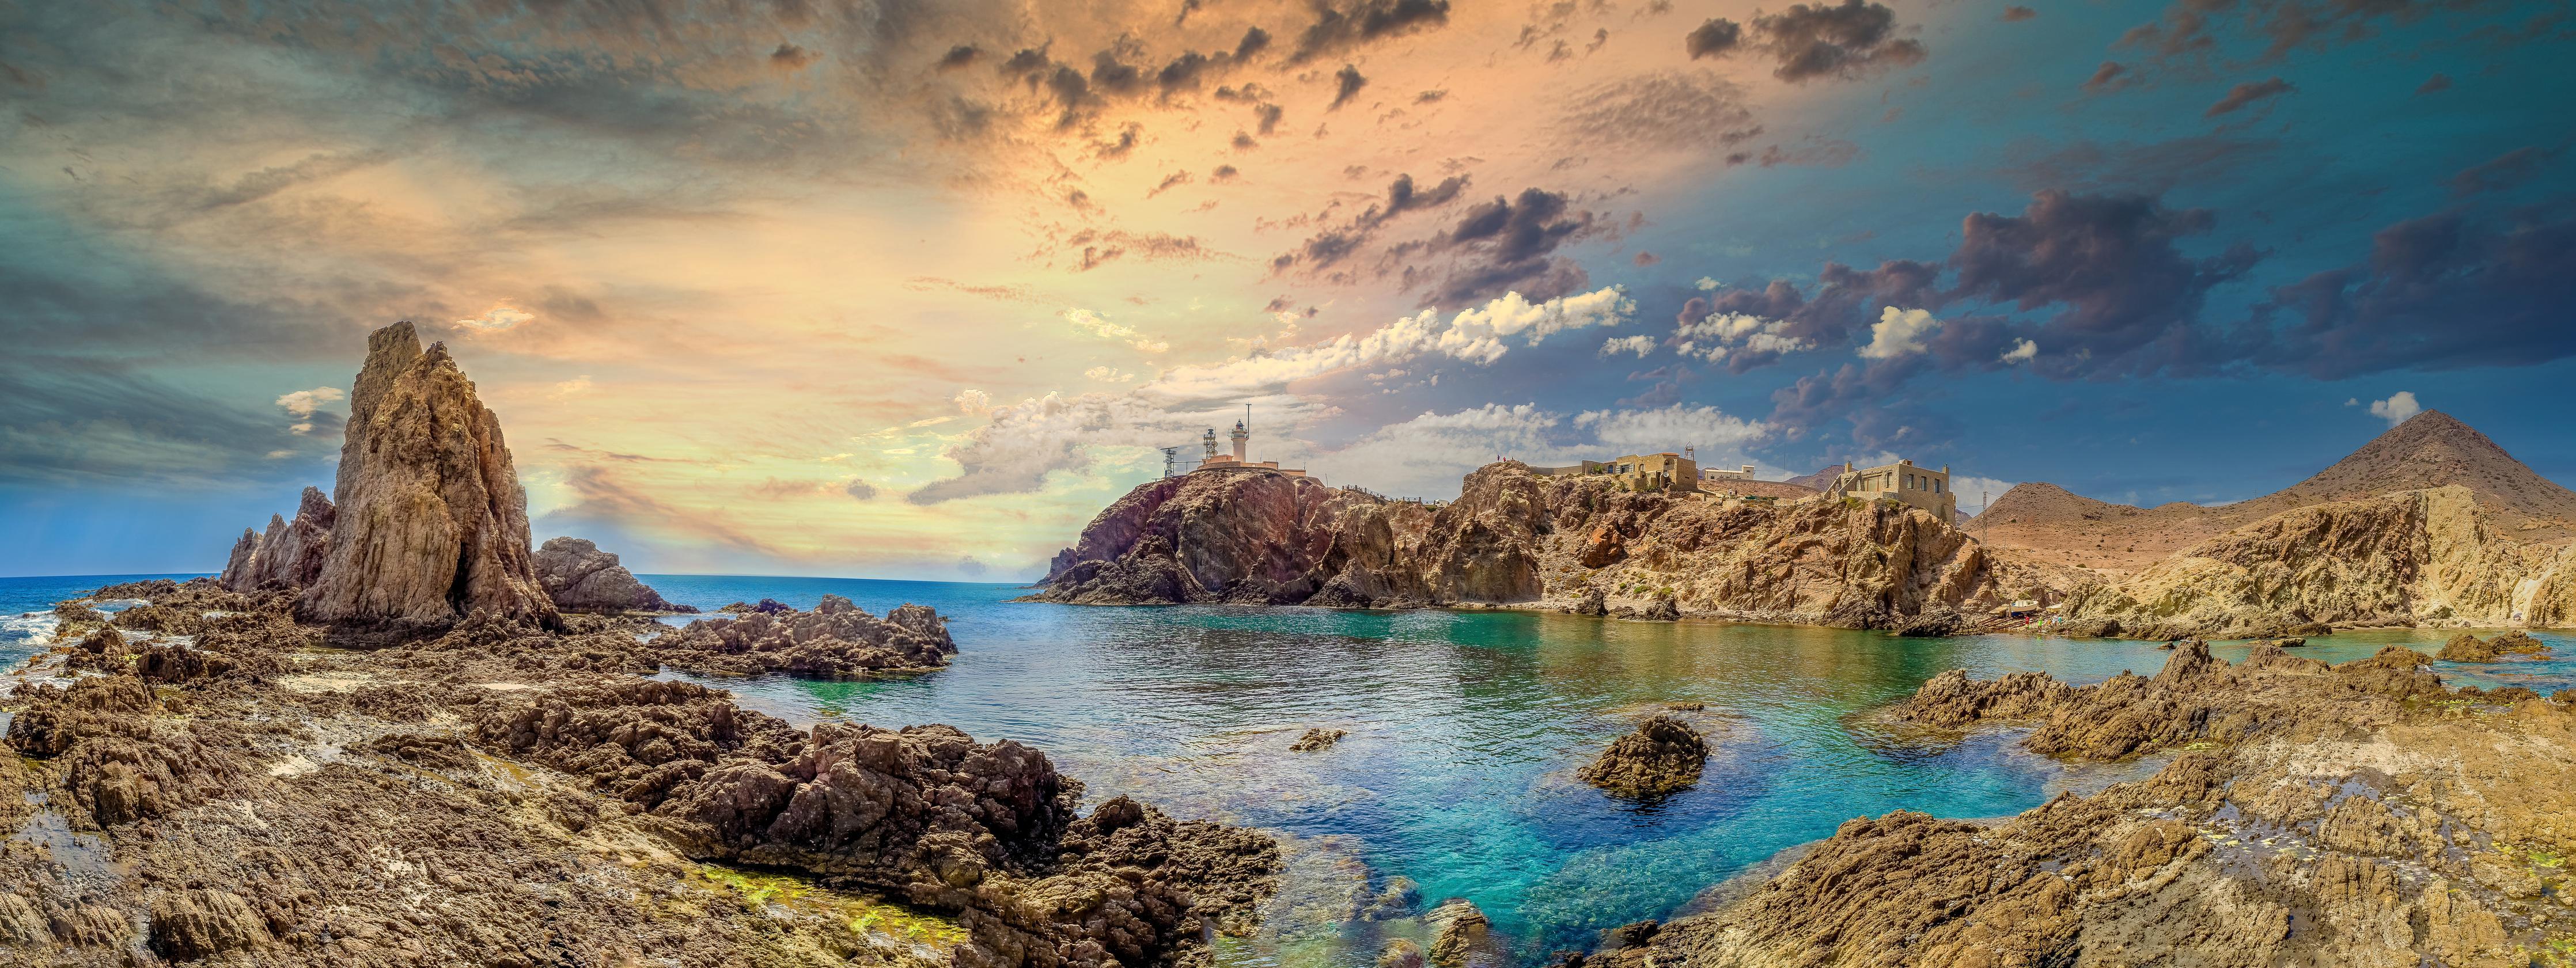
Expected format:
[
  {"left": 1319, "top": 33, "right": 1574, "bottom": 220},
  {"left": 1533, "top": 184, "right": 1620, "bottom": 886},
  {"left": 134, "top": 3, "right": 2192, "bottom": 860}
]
[
  {"left": 1427, "top": 900, "right": 1492, "bottom": 968},
  {"left": 149, "top": 889, "right": 271, "bottom": 960},
  {"left": 1577, "top": 716, "right": 1707, "bottom": 798},
  {"left": 298, "top": 321, "right": 556, "bottom": 628},
  {"left": 219, "top": 487, "right": 336, "bottom": 591},
  {"left": 534, "top": 537, "right": 693, "bottom": 613},
  {"left": 1289, "top": 728, "right": 1346, "bottom": 752},
  {"left": 651, "top": 594, "right": 953, "bottom": 678}
]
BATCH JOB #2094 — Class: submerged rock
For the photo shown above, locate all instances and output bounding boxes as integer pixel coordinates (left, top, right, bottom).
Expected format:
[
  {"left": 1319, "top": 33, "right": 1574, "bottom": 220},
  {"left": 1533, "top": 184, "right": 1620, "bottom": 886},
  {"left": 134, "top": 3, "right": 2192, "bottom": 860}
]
[
  {"left": 1289, "top": 728, "right": 1346, "bottom": 752},
  {"left": 1378, "top": 938, "right": 1427, "bottom": 968},
  {"left": 534, "top": 537, "right": 692, "bottom": 614},
  {"left": 299, "top": 322, "right": 556, "bottom": 628},
  {"left": 1427, "top": 899, "right": 1493, "bottom": 968},
  {"left": 1577, "top": 715, "right": 1707, "bottom": 798}
]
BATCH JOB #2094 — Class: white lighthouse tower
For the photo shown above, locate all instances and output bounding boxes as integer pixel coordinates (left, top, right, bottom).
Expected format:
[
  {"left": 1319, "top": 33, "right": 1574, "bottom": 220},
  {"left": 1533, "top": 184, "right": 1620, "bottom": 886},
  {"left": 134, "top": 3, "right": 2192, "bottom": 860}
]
[{"left": 1229, "top": 419, "right": 1249, "bottom": 463}]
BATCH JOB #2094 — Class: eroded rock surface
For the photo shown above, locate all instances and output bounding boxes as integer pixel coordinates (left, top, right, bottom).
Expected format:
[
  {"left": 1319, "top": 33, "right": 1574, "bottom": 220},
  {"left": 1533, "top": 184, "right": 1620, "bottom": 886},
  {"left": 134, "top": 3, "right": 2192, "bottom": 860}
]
[
  {"left": 298, "top": 321, "right": 556, "bottom": 629},
  {"left": 218, "top": 486, "right": 336, "bottom": 591},
  {"left": 534, "top": 536, "right": 694, "bottom": 613},
  {"left": 652, "top": 594, "right": 955, "bottom": 678},
  {"left": 5, "top": 577, "right": 1275, "bottom": 968},
  {"left": 1576, "top": 715, "right": 1708, "bottom": 798},
  {"left": 1589, "top": 640, "right": 2576, "bottom": 967}
]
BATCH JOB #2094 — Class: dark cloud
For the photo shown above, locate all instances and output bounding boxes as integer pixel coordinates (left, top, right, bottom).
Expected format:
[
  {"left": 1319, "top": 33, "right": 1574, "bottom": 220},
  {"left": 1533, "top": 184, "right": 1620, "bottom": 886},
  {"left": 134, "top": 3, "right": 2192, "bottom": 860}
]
[
  {"left": 1688, "top": 0, "right": 1928, "bottom": 82},
  {"left": 1331, "top": 64, "right": 1369, "bottom": 109},
  {"left": 1255, "top": 102, "right": 1285, "bottom": 134},
  {"left": 1416, "top": 89, "right": 1448, "bottom": 103},
  {"left": 1948, "top": 190, "right": 2258, "bottom": 378},
  {"left": 2247, "top": 207, "right": 2576, "bottom": 378},
  {"left": 1211, "top": 165, "right": 1240, "bottom": 181},
  {"left": 1686, "top": 18, "right": 1744, "bottom": 58},
  {"left": 1683, "top": 260, "right": 1941, "bottom": 373},
  {"left": 1559, "top": 70, "right": 1760, "bottom": 152},
  {"left": 2204, "top": 77, "right": 2292, "bottom": 117},
  {"left": 1406, "top": 188, "right": 1603, "bottom": 303},
  {"left": 769, "top": 43, "right": 819, "bottom": 70},
  {"left": 1290, "top": 0, "right": 1454, "bottom": 63},
  {"left": 2082, "top": 62, "right": 2132, "bottom": 93},
  {"left": 2121, "top": 0, "right": 2533, "bottom": 66},
  {"left": 2000, "top": 134, "right": 2280, "bottom": 194},
  {"left": 1275, "top": 173, "right": 1471, "bottom": 273},
  {"left": 2415, "top": 73, "right": 2452, "bottom": 94},
  {"left": 1232, "top": 131, "right": 1260, "bottom": 150},
  {"left": 1633, "top": 251, "right": 1661, "bottom": 267},
  {"left": 2002, "top": 6, "right": 2039, "bottom": 21},
  {"left": 844, "top": 479, "right": 878, "bottom": 500},
  {"left": 1147, "top": 169, "right": 1194, "bottom": 198},
  {"left": 938, "top": 45, "right": 980, "bottom": 70},
  {"left": 2449, "top": 146, "right": 2554, "bottom": 198}
]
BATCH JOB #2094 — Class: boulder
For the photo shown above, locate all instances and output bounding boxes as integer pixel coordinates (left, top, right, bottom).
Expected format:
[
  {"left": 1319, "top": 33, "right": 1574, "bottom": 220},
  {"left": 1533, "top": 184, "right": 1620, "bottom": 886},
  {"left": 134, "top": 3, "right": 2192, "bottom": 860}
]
[
  {"left": 1289, "top": 728, "right": 1345, "bottom": 752},
  {"left": 1577, "top": 715, "right": 1708, "bottom": 798},
  {"left": 1570, "top": 587, "right": 1608, "bottom": 616},
  {"left": 653, "top": 594, "right": 953, "bottom": 678},
  {"left": 298, "top": 322, "right": 556, "bottom": 628},
  {"left": 533, "top": 537, "right": 692, "bottom": 613}
]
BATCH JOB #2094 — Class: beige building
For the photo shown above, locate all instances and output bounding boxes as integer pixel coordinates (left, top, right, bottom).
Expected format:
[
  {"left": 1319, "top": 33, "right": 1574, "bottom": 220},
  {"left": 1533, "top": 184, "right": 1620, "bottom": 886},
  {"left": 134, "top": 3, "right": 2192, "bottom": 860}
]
[
  {"left": 1531, "top": 453, "right": 1700, "bottom": 492},
  {"left": 1701, "top": 463, "right": 1759, "bottom": 483},
  {"left": 1829, "top": 459, "right": 1955, "bottom": 519},
  {"left": 1195, "top": 420, "right": 1310, "bottom": 479}
]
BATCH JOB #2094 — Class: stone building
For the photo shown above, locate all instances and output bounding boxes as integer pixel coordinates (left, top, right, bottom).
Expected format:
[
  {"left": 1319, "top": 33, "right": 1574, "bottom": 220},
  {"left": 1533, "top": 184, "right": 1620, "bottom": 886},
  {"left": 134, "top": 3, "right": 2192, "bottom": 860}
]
[
  {"left": 1829, "top": 459, "right": 1955, "bottom": 519},
  {"left": 1701, "top": 463, "right": 1760, "bottom": 483},
  {"left": 1531, "top": 453, "right": 1700, "bottom": 492}
]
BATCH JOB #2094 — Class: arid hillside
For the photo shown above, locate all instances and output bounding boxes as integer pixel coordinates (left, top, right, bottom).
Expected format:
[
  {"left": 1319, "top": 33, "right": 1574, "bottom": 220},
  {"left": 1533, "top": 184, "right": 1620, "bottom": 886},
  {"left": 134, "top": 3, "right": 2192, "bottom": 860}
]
[{"left": 1974, "top": 411, "right": 2576, "bottom": 576}]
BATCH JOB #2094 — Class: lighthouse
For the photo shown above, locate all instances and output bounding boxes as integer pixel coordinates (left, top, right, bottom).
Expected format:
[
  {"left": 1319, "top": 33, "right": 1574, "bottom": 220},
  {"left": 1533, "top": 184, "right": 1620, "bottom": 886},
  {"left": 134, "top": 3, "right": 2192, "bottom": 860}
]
[{"left": 1229, "top": 420, "right": 1249, "bottom": 463}]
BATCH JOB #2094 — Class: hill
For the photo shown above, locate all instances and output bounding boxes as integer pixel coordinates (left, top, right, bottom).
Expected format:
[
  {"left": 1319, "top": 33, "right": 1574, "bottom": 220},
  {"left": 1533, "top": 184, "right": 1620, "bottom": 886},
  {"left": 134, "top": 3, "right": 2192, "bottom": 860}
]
[{"left": 1972, "top": 411, "right": 2576, "bottom": 575}]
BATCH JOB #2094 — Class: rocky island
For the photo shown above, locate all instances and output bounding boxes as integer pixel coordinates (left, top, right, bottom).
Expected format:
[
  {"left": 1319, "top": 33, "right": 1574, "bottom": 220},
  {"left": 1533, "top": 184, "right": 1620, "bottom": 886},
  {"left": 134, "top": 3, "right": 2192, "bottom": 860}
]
[{"left": 0, "top": 322, "right": 1281, "bottom": 967}]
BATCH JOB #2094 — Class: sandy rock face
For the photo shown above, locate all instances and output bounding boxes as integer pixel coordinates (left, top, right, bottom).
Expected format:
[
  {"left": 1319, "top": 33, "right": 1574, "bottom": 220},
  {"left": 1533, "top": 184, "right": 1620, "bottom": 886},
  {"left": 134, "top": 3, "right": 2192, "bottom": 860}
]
[
  {"left": 1577, "top": 715, "right": 1708, "bottom": 797},
  {"left": 217, "top": 486, "right": 336, "bottom": 591},
  {"left": 533, "top": 536, "right": 691, "bottom": 613},
  {"left": 298, "top": 322, "right": 555, "bottom": 628},
  {"left": 1037, "top": 469, "right": 1432, "bottom": 605}
]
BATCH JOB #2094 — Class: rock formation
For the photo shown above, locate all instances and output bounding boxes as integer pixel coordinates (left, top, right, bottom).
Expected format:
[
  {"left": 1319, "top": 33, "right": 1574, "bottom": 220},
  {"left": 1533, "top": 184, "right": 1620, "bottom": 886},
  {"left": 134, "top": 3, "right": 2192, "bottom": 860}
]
[
  {"left": 1588, "top": 641, "right": 2576, "bottom": 967},
  {"left": 651, "top": 593, "right": 954, "bottom": 677},
  {"left": 7, "top": 576, "right": 1276, "bottom": 968},
  {"left": 1289, "top": 728, "right": 1345, "bottom": 751},
  {"left": 297, "top": 321, "right": 556, "bottom": 628},
  {"left": 217, "top": 486, "right": 335, "bottom": 591},
  {"left": 1035, "top": 462, "right": 2001, "bottom": 628},
  {"left": 1426, "top": 899, "right": 1494, "bottom": 968},
  {"left": 533, "top": 536, "right": 692, "bottom": 613},
  {"left": 1576, "top": 715, "right": 1709, "bottom": 797},
  {"left": 2059, "top": 485, "right": 2576, "bottom": 639},
  {"left": 2437, "top": 629, "right": 2553, "bottom": 662}
]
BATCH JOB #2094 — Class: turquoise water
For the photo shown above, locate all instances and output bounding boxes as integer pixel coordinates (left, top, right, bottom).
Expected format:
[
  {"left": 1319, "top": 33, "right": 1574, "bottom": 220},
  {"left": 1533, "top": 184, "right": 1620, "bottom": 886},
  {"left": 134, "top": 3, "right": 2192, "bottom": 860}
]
[{"left": 7, "top": 572, "right": 2573, "bottom": 962}]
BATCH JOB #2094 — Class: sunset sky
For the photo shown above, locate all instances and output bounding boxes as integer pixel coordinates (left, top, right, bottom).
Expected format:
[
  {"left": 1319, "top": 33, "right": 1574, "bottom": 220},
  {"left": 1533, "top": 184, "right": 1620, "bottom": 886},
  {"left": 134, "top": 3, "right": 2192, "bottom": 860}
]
[{"left": 4, "top": 0, "right": 2571, "bottom": 579}]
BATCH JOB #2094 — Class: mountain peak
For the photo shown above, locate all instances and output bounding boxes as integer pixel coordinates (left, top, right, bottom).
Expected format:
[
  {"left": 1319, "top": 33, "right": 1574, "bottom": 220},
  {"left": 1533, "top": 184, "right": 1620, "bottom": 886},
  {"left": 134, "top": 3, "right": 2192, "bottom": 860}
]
[{"left": 2283, "top": 409, "right": 2576, "bottom": 526}]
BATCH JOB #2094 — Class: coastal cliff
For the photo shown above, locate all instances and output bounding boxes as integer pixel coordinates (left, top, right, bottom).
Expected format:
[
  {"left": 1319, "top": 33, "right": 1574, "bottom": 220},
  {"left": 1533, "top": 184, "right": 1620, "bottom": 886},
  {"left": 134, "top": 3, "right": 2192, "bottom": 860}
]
[{"left": 1032, "top": 462, "right": 1999, "bottom": 628}]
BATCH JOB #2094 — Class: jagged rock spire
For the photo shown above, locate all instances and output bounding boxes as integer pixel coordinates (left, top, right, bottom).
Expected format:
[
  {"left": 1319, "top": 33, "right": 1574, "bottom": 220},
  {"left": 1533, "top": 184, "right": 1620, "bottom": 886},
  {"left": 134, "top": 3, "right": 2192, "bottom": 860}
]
[{"left": 298, "top": 321, "right": 556, "bottom": 627}]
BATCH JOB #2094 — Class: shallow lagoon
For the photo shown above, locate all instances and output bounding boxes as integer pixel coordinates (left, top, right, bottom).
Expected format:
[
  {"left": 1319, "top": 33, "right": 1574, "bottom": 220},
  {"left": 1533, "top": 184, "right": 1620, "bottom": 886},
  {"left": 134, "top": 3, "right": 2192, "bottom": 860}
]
[{"left": 8, "top": 573, "right": 2572, "bottom": 965}]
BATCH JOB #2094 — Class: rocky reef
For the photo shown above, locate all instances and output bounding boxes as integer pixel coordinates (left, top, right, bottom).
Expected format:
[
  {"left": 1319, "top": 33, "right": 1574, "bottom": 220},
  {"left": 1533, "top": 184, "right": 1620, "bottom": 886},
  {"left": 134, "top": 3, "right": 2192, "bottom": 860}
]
[
  {"left": 1033, "top": 462, "right": 2000, "bottom": 629},
  {"left": 651, "top": 594, "right": 956, "bottom": 678},
  {"left": 2438, "top": 629, "right": 2554, "bottom": 662},
  {"left": 534, "top": 536, "right": 692, "bottom": 613},
  {"left": 1586, "top": 641, "right": 2576, "bottom": 966},
  {"left": 1575, "top": 715, "right": 1707, "bottom": 798},
  {"left": 3, "top": 578, "right": 1278, "bottom": 968}
]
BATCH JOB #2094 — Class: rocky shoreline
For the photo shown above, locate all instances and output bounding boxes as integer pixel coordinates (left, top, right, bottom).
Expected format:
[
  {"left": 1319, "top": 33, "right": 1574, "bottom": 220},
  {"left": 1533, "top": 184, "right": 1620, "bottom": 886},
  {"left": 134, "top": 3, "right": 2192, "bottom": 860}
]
[{"left": 1578, "top": 641, "right": 2576, "bottom": 966}]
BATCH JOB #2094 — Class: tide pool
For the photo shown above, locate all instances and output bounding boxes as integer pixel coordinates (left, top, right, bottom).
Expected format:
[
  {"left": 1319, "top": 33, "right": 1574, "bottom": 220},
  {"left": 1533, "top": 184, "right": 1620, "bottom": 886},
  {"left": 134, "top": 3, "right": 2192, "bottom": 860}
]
[{"left": 6, "top": 572, "right": 2570, "bottom": 965}]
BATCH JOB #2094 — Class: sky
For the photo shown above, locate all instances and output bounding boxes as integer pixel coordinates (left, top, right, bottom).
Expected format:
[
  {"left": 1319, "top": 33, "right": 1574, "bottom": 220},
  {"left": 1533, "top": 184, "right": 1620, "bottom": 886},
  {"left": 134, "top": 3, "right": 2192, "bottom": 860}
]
[{"left": 2, "top": 0, "right": 2571, "bottom": 580}]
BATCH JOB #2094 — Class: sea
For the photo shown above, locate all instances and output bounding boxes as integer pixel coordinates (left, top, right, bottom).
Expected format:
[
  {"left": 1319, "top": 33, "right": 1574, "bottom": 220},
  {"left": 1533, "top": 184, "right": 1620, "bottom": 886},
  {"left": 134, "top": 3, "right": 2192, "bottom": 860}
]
[{"left": 7, "top": 572, "right": 2573, "bottom": 965}]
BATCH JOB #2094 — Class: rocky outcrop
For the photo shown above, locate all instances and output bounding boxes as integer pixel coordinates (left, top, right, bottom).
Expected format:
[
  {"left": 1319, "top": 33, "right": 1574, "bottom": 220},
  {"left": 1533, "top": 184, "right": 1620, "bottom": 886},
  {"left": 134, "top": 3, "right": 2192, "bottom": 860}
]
[
  {"left": 217, "top": 486, "right": 335, "bottom": 591},
  {"left": 1035, "top": 462, "right": 1999, "bottom": 627},
  {"left": 1289, "top": 728, "right": 1345, "bottom": 751},
  {"left": 533, "top": 537, "right": 692, "bottom": 613},
  {"left": 1590, "top": 641, "right": 2576, "bottom": 967},
  {"left": 1577, "top": 715, "right": 1709, "bottom": 797},
  {"left": 2060, "top": 486, "right": 2576, "bottom": 639},
  {"left": 1426, "top": 900, "right": 1494, "bottom": 968},
  {"left": 2437, "top": 629, "right": 2552, "bottom": 662},
  {"left": 298, "top": 321, "right": 556, "bottom": 628},
  {"left": 651, "top": 594, "right": 954, "bottom": 678}
]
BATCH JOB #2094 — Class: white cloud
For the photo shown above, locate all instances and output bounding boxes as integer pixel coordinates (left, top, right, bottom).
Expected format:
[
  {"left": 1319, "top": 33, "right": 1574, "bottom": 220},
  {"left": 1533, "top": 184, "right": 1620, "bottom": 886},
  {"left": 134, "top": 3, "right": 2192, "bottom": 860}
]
[
  {"left": 264, "top": 449, "right": 294, "bottom": 459},
  {"left": 1062, "top": 308, "right": 1170, "bottom": 353},
  {"left": 1084, "top": 366, "right": 1137, "bottom": 383},
  {"left": 2367, "top": 391, "right": 2420, "bottom": 426},
  {"left": 552, "top": 375, "right": 593, "bottom": 398},
  {"left": 1858, "top": 306, "right": 1938, "bottom": 360},
  {"left": 912, "top": 287, "right": 1638, "bottom": 504},
  {"left": 1950, "top": 476, "right": 2018, "bottom": 516},
  {"left": 1600, "top": 335, "right": 1656, "bottom": 358},
  {"left": 275, "top": 386, "right": 343, "bottom": 417},
  {"left": 953, "top": 388, "right": 992, "bottom": 415},
  {"left": 1999, "top": 339, "right": 2037, "bottom": 364},
  {"left": 2344, "top": 397, "right": 2359, "bottom": 406},
  {"left": 1574, "top": 405, "right": 1764, "bottom": 455},
  {"left": 1674, "top": 311, "right": 1810, "bottom": 362},
  {"left": 454, "top": 305, "right": 535, "bottom": 331},
  {"left": 1694, "top": 277, "right": 1721, "bottom": 290}
]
